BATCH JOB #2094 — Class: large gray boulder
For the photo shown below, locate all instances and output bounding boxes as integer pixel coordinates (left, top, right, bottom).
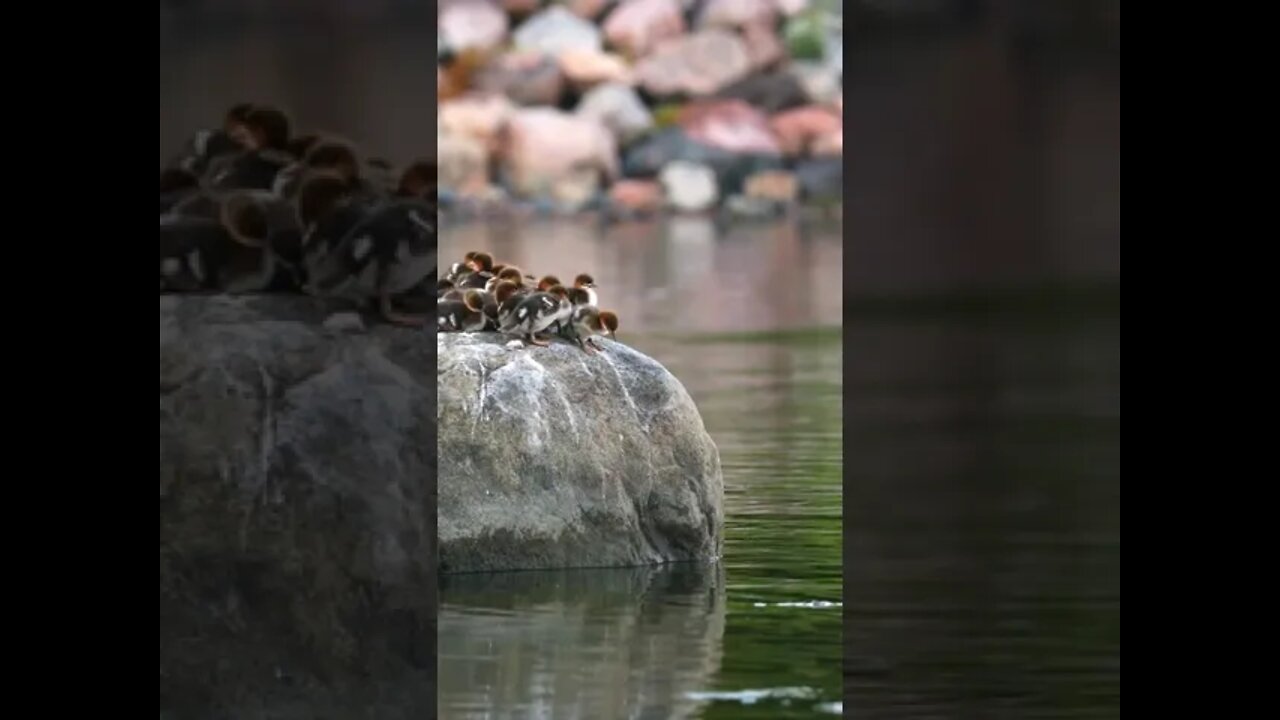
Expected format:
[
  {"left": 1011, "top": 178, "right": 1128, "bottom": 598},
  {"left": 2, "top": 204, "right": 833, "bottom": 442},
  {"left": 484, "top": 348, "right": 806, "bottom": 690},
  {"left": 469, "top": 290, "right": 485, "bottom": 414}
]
[
  {"left": 159, "top": 294, "right": 436, "bottom": 718},
  {"left": 437, "top": 332, "right": 724, "bottom": 573}
]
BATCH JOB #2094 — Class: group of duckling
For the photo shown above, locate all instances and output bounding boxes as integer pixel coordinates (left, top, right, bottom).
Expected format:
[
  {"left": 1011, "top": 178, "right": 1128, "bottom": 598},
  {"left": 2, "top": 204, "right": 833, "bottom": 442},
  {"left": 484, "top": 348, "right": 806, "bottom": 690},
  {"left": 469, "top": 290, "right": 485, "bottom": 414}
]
[
  {"left": 438, "top": 251, "right": 620, "bottom": 354},
  {"left": 159, "top": 102, "right": 438, "bottom": 327}
]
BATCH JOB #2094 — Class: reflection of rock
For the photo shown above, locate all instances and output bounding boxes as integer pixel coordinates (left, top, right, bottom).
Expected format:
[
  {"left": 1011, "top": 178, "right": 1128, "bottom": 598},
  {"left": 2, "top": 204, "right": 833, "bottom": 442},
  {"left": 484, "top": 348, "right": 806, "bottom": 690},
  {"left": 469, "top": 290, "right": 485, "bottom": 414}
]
[
  {"left": 159, "top": 294, "right": 436, "bottom": 718},
  {"left": 438, "top": 562, "right": 726, "bottom": 720},
  {"left": 437, "top": 333, "right": 724, "bottom": 572}
]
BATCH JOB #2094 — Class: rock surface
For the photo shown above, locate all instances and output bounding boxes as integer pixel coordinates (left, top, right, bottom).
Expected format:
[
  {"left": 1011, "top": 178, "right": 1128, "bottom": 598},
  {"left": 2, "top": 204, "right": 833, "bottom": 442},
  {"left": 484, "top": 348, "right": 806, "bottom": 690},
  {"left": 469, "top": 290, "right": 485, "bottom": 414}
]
[
  {"left": 661, "top": 160, "right": 720, "bottom": 212},
  {"left": 636, "top": 29, "right": 753, "bottom": 97},
  {"left": 437, "top": 333, "right": 724, "bottom": 573},
  {"left": 159, "top": 294, "right": 436, "bottom": 717},
  {"left": 576, "top": 82, "right": 654, "bottom": 143},
  {"left": 513, "top": 5, "right": 604, "bottom": 55},
  {"left": 499, "top": 108, "right": 620, "bottom": 198}
]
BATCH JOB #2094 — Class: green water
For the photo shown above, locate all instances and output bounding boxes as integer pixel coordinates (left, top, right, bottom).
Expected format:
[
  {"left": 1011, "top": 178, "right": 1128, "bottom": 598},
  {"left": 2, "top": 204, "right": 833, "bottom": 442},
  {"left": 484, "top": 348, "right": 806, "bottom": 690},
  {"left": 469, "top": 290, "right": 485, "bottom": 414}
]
[{"left": 437, "top": 328, "right": 844, "bottom": 719}]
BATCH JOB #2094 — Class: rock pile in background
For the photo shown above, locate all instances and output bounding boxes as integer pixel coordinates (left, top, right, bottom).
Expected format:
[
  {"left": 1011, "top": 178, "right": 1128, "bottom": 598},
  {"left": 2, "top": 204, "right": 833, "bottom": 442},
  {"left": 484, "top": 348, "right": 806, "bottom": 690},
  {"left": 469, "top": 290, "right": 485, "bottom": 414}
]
[{"left": 437, "top": 0, "right": 842, "bottom": 217}]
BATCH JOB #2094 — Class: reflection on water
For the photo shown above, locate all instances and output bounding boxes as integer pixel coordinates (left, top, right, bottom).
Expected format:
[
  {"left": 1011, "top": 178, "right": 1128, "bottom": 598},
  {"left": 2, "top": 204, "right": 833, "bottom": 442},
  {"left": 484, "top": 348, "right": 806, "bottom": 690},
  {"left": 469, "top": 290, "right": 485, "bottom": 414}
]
[
  {"left": 438, "top": 219, "right": 845, "bottom": 719},
  {"left": 439, "top": 563, "right": 726, "bottom": 720},
  {"left": 844, "top": 310, "right": 1121, "bottom": 717},
  {"left": 438, "top": 216, "right": 843, "bottom": 335}
]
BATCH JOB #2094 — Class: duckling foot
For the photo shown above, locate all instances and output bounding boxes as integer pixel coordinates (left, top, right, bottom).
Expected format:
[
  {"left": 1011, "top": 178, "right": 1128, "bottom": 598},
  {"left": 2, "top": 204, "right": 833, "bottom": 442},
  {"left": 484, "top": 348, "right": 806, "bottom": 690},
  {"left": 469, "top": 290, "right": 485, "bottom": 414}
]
[
  {"left": 526, "top": 333, "right": 551, "bottom": 347},
  {"left": 587, "top": 338, "right": 604, "bottom": 352}
]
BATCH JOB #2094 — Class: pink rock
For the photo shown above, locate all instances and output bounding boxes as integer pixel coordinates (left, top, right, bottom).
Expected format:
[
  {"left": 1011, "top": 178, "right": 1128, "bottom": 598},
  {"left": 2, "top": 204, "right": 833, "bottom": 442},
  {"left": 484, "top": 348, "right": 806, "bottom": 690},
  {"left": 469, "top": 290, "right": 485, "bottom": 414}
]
[
  {"left": 697, "top": 0, "right": 778, "bottom": 30},
  {"left": 744, "top": 170, "right": 799, "bottom": 202},
  {"left": 502, "top": 0, "right": 542, "bottom": 16},
  {"left": 475, "top": 50, "right": 565, "bottom": 106},
  {"left": 559, "top": 49, "right": 634, "bottom": 88},
  {"left": 742, "top": 18, "right": 785, "bottom": 71},
  {"left": 811, "top": 129, "right": 842, "bottom": 157},
  {"left": 439, "top": 2, "right": 509, "bottom": 53},
  {"left": 567, "top": 0, "right": 609, "bottom": 20},
  {"left": 499, "top": 108, "right": 619, "bottom": 198},
  {"left": 603, "top": 0, "right": 686, "bottom": 59},
  {"left": 609, "top": 179, "right": 663, "bottom": 212},
  {"left": 439, "top": 94, "right": 516, "bottom": 153},
  {"left": 438, "top": 132, "right": 491, "bottom": 195},
  {"left": 677, "top": 99, "right": 782, "bottom": 155},
  {"left": 769, "top": 105, "right": 842, "bottom": 157},
  {"left": 635, "top": 29, "right": 752, "bottom": 97}
]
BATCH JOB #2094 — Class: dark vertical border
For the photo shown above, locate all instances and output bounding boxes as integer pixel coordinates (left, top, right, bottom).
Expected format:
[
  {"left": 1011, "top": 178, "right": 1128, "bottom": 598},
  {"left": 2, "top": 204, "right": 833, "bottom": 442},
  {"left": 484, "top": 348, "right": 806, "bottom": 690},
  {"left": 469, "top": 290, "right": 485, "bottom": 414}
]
[{"left": 843, "top": 1, "right": 1120, "bottom": 715}]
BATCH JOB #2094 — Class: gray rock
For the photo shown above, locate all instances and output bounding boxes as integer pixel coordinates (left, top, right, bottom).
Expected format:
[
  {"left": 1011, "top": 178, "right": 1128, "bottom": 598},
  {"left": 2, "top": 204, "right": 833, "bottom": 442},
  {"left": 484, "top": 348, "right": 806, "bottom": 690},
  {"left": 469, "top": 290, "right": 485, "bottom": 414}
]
[
  {"left": 437, "top": 332, "right": 723, "bottom": 573},
  {"left": 795, "top": 156, "right": 843, "bottom": 200},
  {"left": 513, "top": 5, "right": 604, "bottom": 55},
  {"left": 160, "top": 294, "right": 436, "bottom": 717},
  {"left": 623, "top": 127, "right": 784, "bottom": 194},
  {"left": 576, "top": 82, "right": 655, "bottom": 144}
]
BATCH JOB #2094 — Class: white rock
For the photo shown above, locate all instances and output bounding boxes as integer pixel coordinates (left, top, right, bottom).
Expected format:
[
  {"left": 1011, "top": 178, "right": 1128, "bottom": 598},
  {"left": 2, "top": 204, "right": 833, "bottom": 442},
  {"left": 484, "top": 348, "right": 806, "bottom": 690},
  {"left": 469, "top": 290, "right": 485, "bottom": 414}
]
[
  {"left": 513, "top": 5, "right": 603, "bottom": 55},
  {"left": 660, "top": 161, "right": 719, "bottom": 213}
]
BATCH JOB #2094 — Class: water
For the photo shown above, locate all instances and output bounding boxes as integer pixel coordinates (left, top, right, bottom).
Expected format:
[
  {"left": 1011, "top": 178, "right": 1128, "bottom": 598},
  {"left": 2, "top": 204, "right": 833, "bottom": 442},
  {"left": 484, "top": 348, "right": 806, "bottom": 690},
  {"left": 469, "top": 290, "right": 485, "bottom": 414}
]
[
  {"left": 437, "top": 217, "right": 845, "bottom": 719},
  {"left": 844, "top": 303, "right": 1121, "bottom": 718}
]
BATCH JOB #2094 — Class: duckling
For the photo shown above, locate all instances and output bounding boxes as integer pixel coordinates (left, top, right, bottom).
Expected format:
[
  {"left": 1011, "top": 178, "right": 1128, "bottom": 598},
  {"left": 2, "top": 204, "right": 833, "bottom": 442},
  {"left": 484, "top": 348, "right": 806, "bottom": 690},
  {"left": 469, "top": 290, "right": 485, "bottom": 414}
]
[
  {"left": 438, "top": 289, "right": 487, "bottom": 333},
  {"left": 492, "top": 280, "right": 524, "bottom": 329},
  {"left": 160, "top": 167, "right": 201, "bottom": 214},
  {"left": 437, "top": 278, "right": 457, "bottom": 299},
  {"left": 203, "top": 105, "right": 295, "bottom": 191},
  {"left": 571, "top": 307, "right": 619, "bottom": 353},
  {"left": 397, "top": 159, "right": 437, "bottom": 199},
  {"left": 573, "top": 273, "right": 599, "bottom": 307},
  {"left": 443, "top": 251, "right": 479, "bottom": 283},
  {"left": 456, "top": 269, "right": 494, "bottom": 290},
  {"left": 159, "top": 215, "right": 226, "bottom": 292},
  {"left": 159, "top": 194, "right": 278, "bottom": 294},
  {"left": 501, "top": 284, "right": 572, "bottom": 346},
  {"left": 220, "top": 189, "right": 307, "bottom": 292},
  {"left": 557, "top": 287, "right": 595, "bottom": 339},
  {"left": 536, "top": 275, "right": 562, "bottom": 292},
  {"left": 165, "top": 102, "right": 255, "bottom": 178},
  {"left": 240, "top": 105, "right": 292, "bottom": 153},
  {"left": 299, "top": 171, "right": 438, "bottom": 327},
  {"left": 467, "top": 251, "right": 495, "bottom": 274},
  {"left": 485, "top": 265, "right": 526, "bottom": 293}
]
